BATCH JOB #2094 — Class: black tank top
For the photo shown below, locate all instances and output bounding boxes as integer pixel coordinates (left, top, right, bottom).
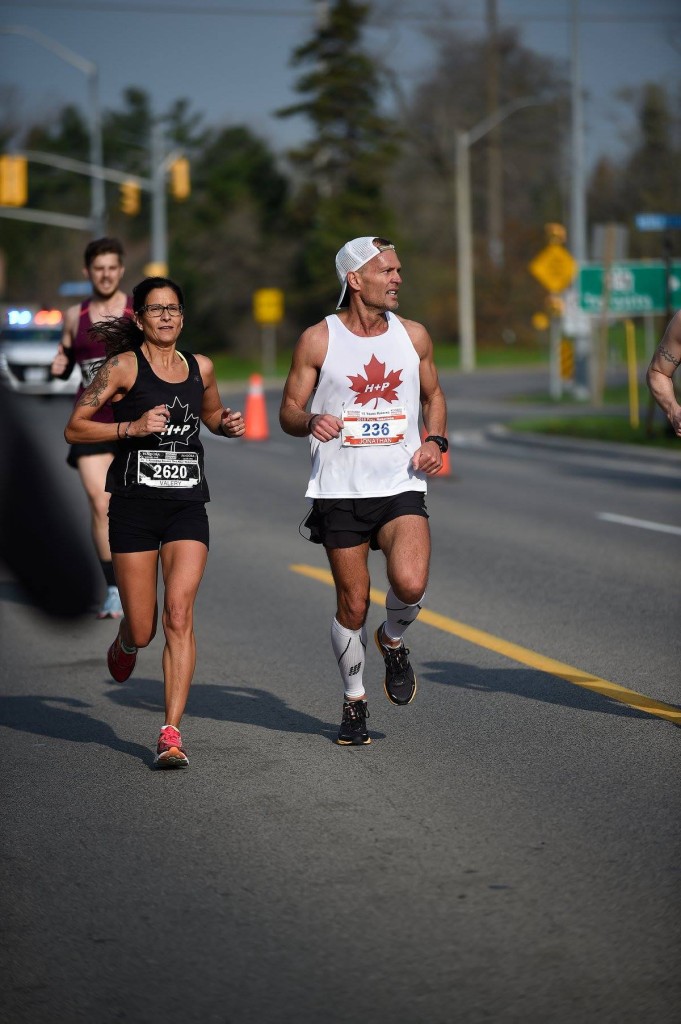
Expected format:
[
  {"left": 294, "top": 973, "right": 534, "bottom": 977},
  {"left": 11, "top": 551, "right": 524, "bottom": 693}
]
[{"left": 106, "top": 349, "right": 209, "bottom": 501}]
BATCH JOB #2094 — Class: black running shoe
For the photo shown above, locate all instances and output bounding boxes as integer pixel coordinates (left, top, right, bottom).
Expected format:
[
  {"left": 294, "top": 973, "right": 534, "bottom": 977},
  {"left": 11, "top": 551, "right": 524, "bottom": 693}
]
[
  {"left": 375, "top": 623, "right": 417, "bottom": 705},
  {"left": 336, "top": 699, "right": 371, "bottom": 745}
]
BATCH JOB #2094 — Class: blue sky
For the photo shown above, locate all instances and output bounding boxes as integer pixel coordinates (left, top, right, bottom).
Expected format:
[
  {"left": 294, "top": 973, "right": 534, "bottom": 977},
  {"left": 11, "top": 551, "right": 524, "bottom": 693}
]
[{"left": 1, "top": 0, "right": 680, "bottom": 169}]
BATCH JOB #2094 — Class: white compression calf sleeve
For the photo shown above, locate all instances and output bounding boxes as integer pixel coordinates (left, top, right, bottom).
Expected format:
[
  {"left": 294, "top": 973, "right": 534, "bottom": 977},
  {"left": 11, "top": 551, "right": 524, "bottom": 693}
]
[
  {"left": 384, "top": 586, "right": 425, "bottom": 642},
  {"left": 330, "top": 618, "right": 367, "bottom": 700}
]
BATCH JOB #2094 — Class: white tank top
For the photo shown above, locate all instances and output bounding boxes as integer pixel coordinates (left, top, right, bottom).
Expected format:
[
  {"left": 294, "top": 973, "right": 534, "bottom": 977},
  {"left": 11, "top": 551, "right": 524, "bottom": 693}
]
[{"left": 305, "top": 312, "right": 427, "bottom": 498}]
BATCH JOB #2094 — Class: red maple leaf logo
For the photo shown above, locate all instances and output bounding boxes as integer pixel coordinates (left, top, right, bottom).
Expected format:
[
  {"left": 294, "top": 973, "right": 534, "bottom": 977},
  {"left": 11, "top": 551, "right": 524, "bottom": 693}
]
[{"left": 347, "top": 354, "right": 403, "bottom": 408}]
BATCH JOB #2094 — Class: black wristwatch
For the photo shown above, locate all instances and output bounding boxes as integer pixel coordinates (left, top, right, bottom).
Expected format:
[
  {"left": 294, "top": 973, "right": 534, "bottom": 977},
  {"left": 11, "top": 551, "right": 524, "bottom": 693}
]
[{"left": 424, "top": 434, "right": 449, "bottom": 454}]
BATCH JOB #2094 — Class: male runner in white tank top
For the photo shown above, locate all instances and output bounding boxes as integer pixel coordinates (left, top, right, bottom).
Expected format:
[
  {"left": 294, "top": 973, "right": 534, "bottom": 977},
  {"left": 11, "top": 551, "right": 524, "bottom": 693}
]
[{"left": 280, "top": 236, "right": 448, "bottom": 745}]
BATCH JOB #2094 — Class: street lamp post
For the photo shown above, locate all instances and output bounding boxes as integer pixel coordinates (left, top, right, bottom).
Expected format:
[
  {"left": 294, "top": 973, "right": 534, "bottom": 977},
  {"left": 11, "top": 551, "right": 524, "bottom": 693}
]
[
  {"left": 0, "top": 24, "right": 105, "bottom": 235},
  {"left": 145, "top": 120, "right": 184, "bottom": 277},
  {"left": 455, "top": 96, "right": 552, "bottom": 372},
  {"left": 150, "top": 121, "right": 168, "bottom": 275}
]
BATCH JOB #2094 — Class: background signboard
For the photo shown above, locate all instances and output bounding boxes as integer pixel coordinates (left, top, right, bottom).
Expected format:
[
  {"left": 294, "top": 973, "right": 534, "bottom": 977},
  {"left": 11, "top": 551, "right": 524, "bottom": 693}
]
[
  {"left": 578, "top": 261, "right": 681, "bottom": 315},
  {"left": 528, "top": 244, "right": 577, "bottom": 294},
  {"left": 634, "top": 213, "right": 681, "bottom": 232}
]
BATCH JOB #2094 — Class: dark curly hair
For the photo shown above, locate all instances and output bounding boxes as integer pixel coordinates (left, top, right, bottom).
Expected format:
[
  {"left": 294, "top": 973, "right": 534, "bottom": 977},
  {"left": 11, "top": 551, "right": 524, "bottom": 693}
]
[{"left": 87, "top": 276, "right": 185, "bottom": 358}]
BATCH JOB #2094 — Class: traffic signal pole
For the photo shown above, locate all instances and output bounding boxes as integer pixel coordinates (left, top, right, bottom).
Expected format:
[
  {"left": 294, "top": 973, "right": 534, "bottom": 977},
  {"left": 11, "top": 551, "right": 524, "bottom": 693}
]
[
  {"left": 149, "top": 121, "right": 169, "bottom": 277},
  {"left": 1, "top": 143, "right": 186, "bottom": 277},
  {"left": 0, "top": 25, "right": 105, "bottom": 235}
]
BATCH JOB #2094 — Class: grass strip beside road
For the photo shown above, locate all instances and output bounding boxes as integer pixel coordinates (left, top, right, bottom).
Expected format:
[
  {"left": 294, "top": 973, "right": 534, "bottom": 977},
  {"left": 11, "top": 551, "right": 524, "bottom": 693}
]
[
  {"left": 509, "top": 414, "right": 677, "bottom": 448},
  {"left": 290, "top": 564, "right": 681, "bottom": 727}
]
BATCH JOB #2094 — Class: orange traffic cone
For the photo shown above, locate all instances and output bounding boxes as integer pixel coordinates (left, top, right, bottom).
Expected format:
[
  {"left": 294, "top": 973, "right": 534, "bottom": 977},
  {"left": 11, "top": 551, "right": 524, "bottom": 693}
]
[
  {"left": 244, "top": 373, "right": 269, "bottom": 441},
  {"left": 421, "top": 430, "right": 451, "bottom": 477}
]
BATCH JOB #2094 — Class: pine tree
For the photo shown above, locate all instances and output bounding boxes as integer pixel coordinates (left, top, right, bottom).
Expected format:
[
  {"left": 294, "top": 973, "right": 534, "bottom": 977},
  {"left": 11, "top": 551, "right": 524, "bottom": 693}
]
[{"left": 277, "top": 0, "right": 399, "bottom": 316}]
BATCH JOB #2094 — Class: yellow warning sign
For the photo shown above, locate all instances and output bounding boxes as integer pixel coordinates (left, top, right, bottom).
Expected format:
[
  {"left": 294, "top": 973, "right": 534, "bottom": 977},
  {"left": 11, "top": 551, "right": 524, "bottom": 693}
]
[
  {"left": 560, "top": 339, "right": 574, "bottom": 380},
  {"left": 253, "top": 288, "right": 284, "bottom": 325},
  {"left": 529, "top": 243, "right": 577, "bottom": 294}
]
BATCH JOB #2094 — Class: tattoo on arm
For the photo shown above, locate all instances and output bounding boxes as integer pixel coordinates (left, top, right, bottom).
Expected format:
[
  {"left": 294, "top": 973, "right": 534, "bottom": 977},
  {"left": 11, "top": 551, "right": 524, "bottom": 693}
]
[
  {"left": 658, "top": 345, "right": 681, "bottom": 367},
  {"left": 76, "top": 355, "right": 118, "bottom": 408}
]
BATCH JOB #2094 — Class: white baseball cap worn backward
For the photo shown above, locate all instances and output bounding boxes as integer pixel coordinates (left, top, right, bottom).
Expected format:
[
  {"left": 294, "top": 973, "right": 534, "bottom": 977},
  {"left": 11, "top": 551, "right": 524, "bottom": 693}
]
[{"left": 335, "top": 236, "right": 396, "bottom": 309}]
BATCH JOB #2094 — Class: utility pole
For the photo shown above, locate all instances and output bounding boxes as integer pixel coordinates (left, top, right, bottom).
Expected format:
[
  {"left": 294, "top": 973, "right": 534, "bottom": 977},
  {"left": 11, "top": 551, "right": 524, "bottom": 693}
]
[
  {"left": 569, "top": 0, "right": 591, "bottom": 398},
  {"left": 485, "top": 0, "right": 504, "bottom": 268},
  {"left": 456, "top": 97, "right": 548, "bottom": 372},
  {"left": 456, "top": 130, "right": 475, "bottom": 372},
  {"left": 569, "top": 0, "right": 586, "bottom": 263}
]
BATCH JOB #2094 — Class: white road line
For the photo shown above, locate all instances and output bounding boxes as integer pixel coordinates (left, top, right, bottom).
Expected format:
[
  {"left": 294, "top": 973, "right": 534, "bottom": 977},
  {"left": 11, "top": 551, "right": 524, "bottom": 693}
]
[{"left": 597, "top": 512, "right": 681, "bottom": 536}]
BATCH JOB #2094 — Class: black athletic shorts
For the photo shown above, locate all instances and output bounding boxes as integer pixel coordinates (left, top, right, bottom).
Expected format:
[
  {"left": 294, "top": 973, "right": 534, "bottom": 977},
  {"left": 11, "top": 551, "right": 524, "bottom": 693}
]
[
  {"left": 67, "top": 441, "right": 118, "bottom": 469},
  {"left": 303, "top": 491, "right": 428, "bottom": 550},
  {"left": 108, "top": 494, "right": 210, "bottom": 553}
]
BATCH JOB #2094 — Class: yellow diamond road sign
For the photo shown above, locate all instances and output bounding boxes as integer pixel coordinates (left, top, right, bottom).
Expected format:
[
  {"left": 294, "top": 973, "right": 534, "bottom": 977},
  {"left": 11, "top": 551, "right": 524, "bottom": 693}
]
[{"left": 529, "top": 244, "right": 577, "bottom": 294}]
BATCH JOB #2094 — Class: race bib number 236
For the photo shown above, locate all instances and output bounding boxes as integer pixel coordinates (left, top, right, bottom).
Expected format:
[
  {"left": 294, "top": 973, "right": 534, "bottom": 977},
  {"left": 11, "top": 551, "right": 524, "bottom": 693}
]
[{"left": 341, "top": 405, "right": 407, "bottom": 447}]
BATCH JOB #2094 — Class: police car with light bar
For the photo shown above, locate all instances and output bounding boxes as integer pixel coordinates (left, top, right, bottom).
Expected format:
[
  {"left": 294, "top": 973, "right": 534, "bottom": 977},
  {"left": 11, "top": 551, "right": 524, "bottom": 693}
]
[{"left": 0, "top": 306, "right": 81, "bottom": 396}]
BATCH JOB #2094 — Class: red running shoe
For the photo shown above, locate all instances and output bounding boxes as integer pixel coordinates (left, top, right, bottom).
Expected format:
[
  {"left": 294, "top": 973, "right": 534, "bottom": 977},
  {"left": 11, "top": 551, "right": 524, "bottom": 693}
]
[
  {"left": 154, "top": 726, "right": 189, "bottom": 769},
  {"left": 107, "top": 633, "right": 137, "bottom": 683}
]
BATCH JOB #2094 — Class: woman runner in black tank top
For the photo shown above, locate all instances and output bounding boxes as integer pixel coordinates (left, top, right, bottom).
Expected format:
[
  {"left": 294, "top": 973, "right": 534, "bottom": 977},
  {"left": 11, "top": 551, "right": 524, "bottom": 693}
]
[{"left": 65, "top": 277, "right": 246, "bottom": 769}]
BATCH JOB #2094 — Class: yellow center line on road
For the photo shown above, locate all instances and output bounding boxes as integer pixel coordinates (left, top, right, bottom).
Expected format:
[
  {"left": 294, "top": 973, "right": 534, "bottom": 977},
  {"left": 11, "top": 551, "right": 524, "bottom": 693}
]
[{"left": 290, "top": 563, "right": 681, "bottom": 726}]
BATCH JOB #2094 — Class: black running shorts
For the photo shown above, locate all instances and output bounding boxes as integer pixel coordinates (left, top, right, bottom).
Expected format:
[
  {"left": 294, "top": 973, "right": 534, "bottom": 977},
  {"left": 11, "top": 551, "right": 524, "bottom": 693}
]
[
  {"left": 303, "top": 491, "right": 428, "bottom": 550},
  {"left": 67, "top": 441, "right": 118, "bottom": 469},
  {"left": 108, "top": 494, "right": 209, "bottom": 553}
]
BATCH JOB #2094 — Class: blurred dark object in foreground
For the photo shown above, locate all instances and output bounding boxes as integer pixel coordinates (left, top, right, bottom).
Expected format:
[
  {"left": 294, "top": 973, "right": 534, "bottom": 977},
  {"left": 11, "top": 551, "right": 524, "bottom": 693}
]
[{"left": 0, "top": 388, "right": 99, "bottom": 617}]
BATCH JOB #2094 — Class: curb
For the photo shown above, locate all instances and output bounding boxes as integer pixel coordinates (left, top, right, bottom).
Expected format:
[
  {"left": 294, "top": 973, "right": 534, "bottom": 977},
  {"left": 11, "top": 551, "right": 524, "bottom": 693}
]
[{"left": 486, "top": 423, "right": 680, "bottom": 466}]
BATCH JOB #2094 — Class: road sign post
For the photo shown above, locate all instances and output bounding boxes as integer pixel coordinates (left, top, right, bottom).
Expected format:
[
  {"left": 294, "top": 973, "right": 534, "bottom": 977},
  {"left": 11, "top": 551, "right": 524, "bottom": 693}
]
[
  {"left": 253, "top": 288, "right": 284, "bottom": 377},
  {"left": 528, "top": 236, "right": 578, "bottom": 400}
]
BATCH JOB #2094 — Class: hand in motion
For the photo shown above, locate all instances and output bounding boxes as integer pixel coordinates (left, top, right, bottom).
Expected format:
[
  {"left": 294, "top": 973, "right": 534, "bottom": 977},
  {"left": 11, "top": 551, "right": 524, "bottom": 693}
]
[
  {"left": 220, "top": 407, "right": 245, "bottom": 437},
  {"left": 669, "top": 407, "right": 681, "bottom": 437},
  {"left": 411, "top": 440, "right": 443, "bottom": 476},
  {"left": 50, "top": 350, "right": 69, "bottom": 376},
  {"left": 310, "top": 413, "right": 343, "bottom": 442},
  {"left": 132, "top": 404, "right": 171, "bottom": 436}
]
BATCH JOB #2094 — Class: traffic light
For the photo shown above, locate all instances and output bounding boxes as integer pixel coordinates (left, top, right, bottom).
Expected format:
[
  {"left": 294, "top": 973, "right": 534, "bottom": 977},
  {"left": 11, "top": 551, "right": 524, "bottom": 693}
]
[
  {"left": 545, "top": 222, "right": 567, "bottom": 245},
  {"left": 545, "top": 294, "right": 565, "bottom": 316},
  {"left": 120, "top": 179, "right": 140, "bottom": 216},
  {"left": 170, "top": 157, "right": 190, "bottom": 200},
  {"left": 0, "top": 155, "right": 28, "bottom": 207}
]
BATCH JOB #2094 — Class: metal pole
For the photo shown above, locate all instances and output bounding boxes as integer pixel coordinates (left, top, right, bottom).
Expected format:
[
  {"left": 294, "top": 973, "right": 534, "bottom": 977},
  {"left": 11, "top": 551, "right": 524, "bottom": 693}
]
[
  {"left": 549, "top": 314, "right": 562, "bottom": 399},
  {"left": 150, "top": 121, "right": 168, "bottom": 275},
  {"left": 569, "top": 1, "right": 586, "bottom": 262},
  {"left": 0, "top": 25, "right": 104, "bottom": 236},
  {"left": 485, "top": 0, "right": 503, "bottom": 268},
  {"left": 455, "top": 97, "right": 548, "bottom": 374},
  {"left": 624, "top": 319, "right": 640, "bottom": 429},
  {"left": 569, "top": 0, "right": 591, "bottom": 399},
  {"left": 87, "top": 66, "right": 105, "bottom": 236},
  {"left": 456, "top": 131, "right": 475, "bottom": 373},
  {"left": 262, "top": 325, "right": 276, "bottom": 378}
]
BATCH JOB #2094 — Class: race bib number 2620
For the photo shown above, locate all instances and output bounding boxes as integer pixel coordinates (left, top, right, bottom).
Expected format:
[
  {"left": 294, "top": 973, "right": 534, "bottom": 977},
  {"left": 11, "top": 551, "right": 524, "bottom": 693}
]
[{"left": 137, "top": 450, "right": 200, "bottom": 488}]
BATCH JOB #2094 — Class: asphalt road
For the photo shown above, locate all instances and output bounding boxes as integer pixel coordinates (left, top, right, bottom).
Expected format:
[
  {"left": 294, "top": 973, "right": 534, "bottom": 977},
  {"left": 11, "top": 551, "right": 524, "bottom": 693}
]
[{"left": 1, "top": 371, "right": 679, "bottom": 1024}]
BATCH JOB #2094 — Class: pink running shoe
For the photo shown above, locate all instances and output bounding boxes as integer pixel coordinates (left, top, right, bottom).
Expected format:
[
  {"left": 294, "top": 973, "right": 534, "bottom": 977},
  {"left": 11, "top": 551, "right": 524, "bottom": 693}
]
[
  {"left": 107, "top": 633, "right": 137, "bottom": 683},
  {"left": 154, "top": 726, "right": 189, "bottom": 769}
]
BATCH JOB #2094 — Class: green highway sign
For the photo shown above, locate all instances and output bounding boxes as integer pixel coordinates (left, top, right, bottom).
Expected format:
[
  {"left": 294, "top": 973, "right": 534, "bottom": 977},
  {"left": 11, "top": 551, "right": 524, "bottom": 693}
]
[{"left": 578, "top": 261, "right": 681, "bottom": 315}]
